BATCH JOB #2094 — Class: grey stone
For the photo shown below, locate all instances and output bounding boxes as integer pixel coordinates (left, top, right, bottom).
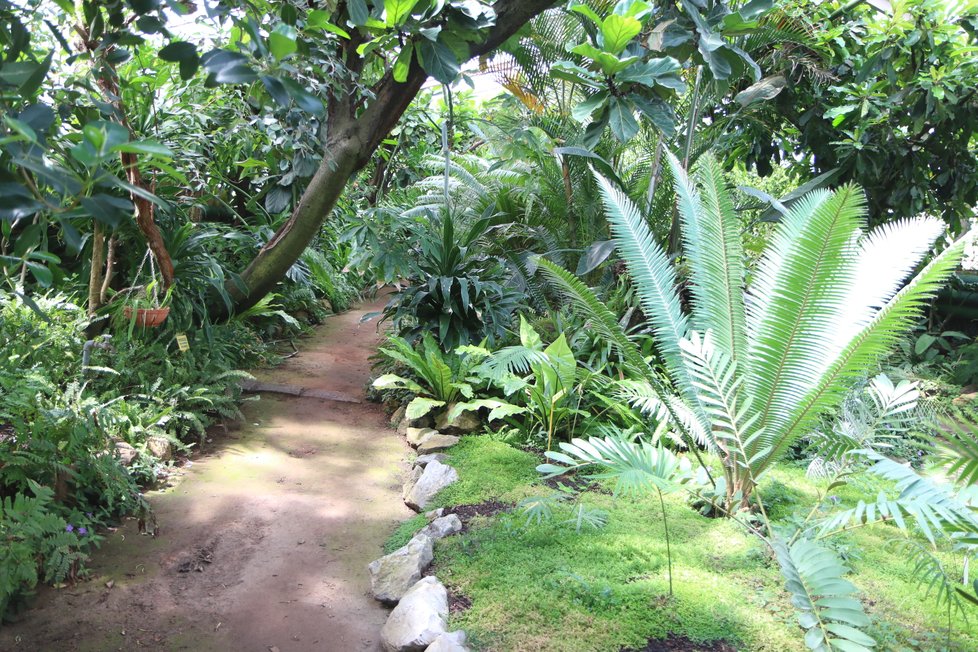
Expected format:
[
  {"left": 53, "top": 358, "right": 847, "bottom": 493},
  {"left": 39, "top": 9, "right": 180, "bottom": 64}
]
[
  {"left": 415, "top": 453, "right": 448, "bottom": 468},
  {"left": 406, "top": 427, "right": 438, "bottom": 447},
  {"left": 404, "top": 461, "right": 459, "bottom": 512},
  {"left": 425, "top": 631, "right": 469, "bottom": 652},
  {"left": 115, "top": 441, "right": 137, "bottom": 467},
  {"left": 381, "top": 576, "right": 448, "bottom": 652},
  {"left": 409, "top": 414, "right": 435, "bottom": 429},
  {"left": 434, "top": 406, "right": 481, "bottom": 434},
  {"left": 416, "top": 435, "right": 459, "bottom": 454},
  {"left": 417, "top": 515, "right": 462, "bottom": 541},
  {"left": 368, "top": 535, "right": 434, "bottom": 604},
  {"left": 424, "top": 508, "right": 445, "bottom": 521},
  {"left": 403, "top": 466, "right": 424, "bottom": 501},
  {"left": 391, "top": 405, "right": 407, "bottom": 427},
  {"left": 146, "top": 436, "right": 172, "bottom": 461}
]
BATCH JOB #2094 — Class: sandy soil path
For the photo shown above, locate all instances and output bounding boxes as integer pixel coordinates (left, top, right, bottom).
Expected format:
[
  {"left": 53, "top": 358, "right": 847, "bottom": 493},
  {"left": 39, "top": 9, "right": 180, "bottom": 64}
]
[{"left": 0, "top": 297, "right": 410, "bottom": 652}]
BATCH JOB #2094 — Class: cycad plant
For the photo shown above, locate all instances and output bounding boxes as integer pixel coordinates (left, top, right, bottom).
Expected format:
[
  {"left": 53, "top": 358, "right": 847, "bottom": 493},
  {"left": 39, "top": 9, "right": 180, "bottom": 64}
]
[{"left": 539, "top": 151, "right": 966, "bottom": 513}]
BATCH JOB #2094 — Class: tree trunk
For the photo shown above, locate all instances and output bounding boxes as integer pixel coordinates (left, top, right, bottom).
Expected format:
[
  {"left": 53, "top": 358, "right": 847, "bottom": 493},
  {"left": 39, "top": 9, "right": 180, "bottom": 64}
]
[{"left": 224, "top": 0, "right": 558, "bottom": 314}]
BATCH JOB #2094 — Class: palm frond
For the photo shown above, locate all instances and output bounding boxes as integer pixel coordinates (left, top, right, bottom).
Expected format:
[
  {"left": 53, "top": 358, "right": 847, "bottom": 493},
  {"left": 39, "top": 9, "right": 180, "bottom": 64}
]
[
  {"left": 539, "top": 434, "right": 691, "bottom": 496},
  {"left": 674, "top": 152, "right": 748, "bottom": 362},
  {"left": 778, "top": 238, "right": 966, "bottom": 464},
  {"left": 773, "top": 537, "right": 874, "bottom": 652},
  {"left": 940, "top": 418, "right": 978, "bottom": 487},
  {"left": 746, "top": 185, "right": 866, "bottom": 458},
  {"left": 592, "top": 171, "right": 693, "bottom": 401}
]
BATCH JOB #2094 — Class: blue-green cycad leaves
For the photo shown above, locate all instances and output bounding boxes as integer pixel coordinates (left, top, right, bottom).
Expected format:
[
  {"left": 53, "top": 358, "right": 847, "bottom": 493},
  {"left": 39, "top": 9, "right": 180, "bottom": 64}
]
[
  {"left": 774, "top": 537, "right": 875, "bottom": 652},
  {"left": 541, "top": 150, "right": 965, "bottom": 511}
]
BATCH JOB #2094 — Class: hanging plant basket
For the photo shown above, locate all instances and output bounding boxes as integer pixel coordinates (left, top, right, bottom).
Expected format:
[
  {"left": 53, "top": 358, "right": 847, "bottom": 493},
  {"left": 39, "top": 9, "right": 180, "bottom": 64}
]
[{"left": 123, "top": 306, "right": 170, "bottom": 328}]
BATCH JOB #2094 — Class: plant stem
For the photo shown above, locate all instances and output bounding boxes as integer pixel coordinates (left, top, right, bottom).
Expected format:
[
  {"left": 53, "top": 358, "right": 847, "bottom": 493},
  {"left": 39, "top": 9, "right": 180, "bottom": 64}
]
[{"left": 658, "top": 488, "right": 673, "bottom": 597}]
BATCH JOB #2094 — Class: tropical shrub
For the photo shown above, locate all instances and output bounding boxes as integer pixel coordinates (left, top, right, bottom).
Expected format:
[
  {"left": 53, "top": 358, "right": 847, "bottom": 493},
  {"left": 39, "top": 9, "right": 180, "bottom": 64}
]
[
  {"left": 380, "top": 210, "right": 523, "bottom": 350},
  {"left": 540, "top": 151, "right": 966, "bottom": 512}
]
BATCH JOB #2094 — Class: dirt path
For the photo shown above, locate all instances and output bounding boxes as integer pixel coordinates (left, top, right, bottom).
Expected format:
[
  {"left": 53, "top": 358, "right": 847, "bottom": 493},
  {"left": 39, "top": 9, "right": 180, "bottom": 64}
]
[{"left": 0, "top": 297, "right": 411, "bottom": 652}]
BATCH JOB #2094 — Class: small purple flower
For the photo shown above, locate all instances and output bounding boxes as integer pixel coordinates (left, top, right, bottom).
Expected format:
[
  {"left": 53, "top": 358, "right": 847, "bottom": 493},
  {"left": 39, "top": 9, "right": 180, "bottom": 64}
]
[
  {"left": 65, "top": 524, "right": 74, "bottom": 532},
  {"left": 86, "top": 512, "right": 93, "bottom": 518},
  {"left": 78, "top": 527, "right": 88, "bottom": 536}
]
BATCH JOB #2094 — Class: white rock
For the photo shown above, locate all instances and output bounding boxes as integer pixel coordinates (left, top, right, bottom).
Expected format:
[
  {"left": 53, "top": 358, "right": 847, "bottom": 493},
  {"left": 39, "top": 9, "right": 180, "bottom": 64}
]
[
  {"left": 114, "top": 441, "right": 137, "bottom": 466},
  {"left": 424, "top": 508, "right": 445, "bottom": 521},
  {"left": 415, "top": 453, "right": 448, "bottom": 468},
  {"left": 368, "top": 534, "right": 434, "bottom": 604},
  {"left": 403, "top": 465, "right": 424, "bottom": 501},
  {"left": 417, "top": 515, "right": 462, "bottom": 541},
  {"left": 390, "top": 405, "right": 407, "bottom": 428},
  {"left": 416, "top": 435, "right": 459, "bottom": 454},
  {"left": 404, "top": 461, "right": 459, "bottom": 512},
  {"left": 425, "top": 631, "right": 469, "bottom": 652},
  {"left": 406, "top": 427, "right": 438, "bottom": 447},
  {"left": 381, "top": 576, "right": 448, "bottom": 652}
]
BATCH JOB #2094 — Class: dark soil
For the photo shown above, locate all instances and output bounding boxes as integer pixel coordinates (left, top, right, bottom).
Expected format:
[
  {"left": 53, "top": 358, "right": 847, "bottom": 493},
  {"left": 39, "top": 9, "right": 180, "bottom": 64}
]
[
  {"left": 623, "top": 636, "right": 738, "bottom": 652},
  {"left": 448, "top": 590, "right": 472, "bottom": 615},
  {"left": 444, "top": 500, "right": 512, "bottom": 531},
  {"left": 542, "top": 473, "right": 602, "bottom": 494}
]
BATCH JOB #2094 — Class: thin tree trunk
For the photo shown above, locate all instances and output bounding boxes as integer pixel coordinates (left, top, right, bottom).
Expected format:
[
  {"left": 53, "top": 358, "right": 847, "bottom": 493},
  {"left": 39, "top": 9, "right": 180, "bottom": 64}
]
[
  {"left": 100, "top": 235, "right": 116, "bottom": 305},
  {"left": 88, "top": 221, "right": 105, "bottom": 315},
  {"left": 75, "top": 23, "right": 175, "bottom": 290}
]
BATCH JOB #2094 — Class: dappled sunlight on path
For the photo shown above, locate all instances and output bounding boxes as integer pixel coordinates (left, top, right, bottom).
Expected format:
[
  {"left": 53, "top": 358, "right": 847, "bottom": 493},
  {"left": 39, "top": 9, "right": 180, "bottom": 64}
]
[{"left": 0, "top": 296, "right": 410, "bottom": 652}]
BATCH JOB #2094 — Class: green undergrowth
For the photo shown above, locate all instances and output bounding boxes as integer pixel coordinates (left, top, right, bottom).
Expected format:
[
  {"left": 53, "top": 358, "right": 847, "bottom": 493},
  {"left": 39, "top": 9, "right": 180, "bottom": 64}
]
[{"left": 386, "top": 437, "right": 978, "bottom": 651}]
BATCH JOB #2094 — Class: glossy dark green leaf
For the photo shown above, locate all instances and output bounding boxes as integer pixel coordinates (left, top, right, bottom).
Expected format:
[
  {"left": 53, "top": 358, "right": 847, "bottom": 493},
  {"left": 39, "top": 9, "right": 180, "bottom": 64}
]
[
  {"left": 280, "top": 78, "right": 325, "bottom": 114},
  {"left": 608, "top": 97, "right": 639, "bottom": 141},
  {"left": 0, "top": 183, "right": 42, "bottom": 220},
  {"left": 261, "top": 75, "right": 291, "bottom": 107},
  {"left": 81, "top": 194, "right": 135, "bottom": 228},
  {"left": 348, "top": 0, "right": 370, "bottom": 26},
  {"left": 159, "top": 41, "right": 197, "bottom": 62},
  {"left": 416, "top": 39, "right": 460, "bottom": 84}
]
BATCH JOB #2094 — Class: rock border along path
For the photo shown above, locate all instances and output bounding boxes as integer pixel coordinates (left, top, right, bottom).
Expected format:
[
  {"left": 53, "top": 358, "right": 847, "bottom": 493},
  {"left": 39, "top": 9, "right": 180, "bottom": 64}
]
[{"left": 0, "top": 296, "right": 412, "bottom": 652}]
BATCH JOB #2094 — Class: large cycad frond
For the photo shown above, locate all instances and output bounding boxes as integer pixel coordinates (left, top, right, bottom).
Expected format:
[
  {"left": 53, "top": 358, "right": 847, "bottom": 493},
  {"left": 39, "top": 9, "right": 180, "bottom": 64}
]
[
  {"left": 669, "top": 151, "right": 747, "bottom": 361},
  {"left": 745, "top": 185, "right": 866, "bottom": 452},
  {"left": 592, "top": 172, "right": 693, "bottom": 403},
  {"left": 772, "top": 238, "right": 966, "bottom": 467}
]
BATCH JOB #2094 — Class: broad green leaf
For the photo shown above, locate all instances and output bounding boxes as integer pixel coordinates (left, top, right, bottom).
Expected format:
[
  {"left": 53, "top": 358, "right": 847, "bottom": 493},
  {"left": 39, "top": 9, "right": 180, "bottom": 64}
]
[
  {"left": 158, "top": 41, "right": 197, "bottom": 62},
  {"left": 385, "top": 0, "right": 419, "bottom": 26},
  {"left": 601, "top": 14, "right": 642, "bottom": 54},
  {"left": 269, "top": 27, "right": 298, "bottom": 60},
  {"left": 406, "top": 396, "right": 446, "bottom": 419},
  {"left": 348, "top": 0, "right": 370, "bottom": 26},
  {"left": 417, "top": 39, "right": 460, "bottom": 84},
  {"left": 372, "top": 373, "right": 424, "bottom": 394},
  {"left": 393, "top": 43, "right": 414, "bottom": 82},
  {"left": 608, "top": 97, "right": 639, "bottom": 141},
  {"left": 570, "top": 4, "right": 602, "bottom": 28}
]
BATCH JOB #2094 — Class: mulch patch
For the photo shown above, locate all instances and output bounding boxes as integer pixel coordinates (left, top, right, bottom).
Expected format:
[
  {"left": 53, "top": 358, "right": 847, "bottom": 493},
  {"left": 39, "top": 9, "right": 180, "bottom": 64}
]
[
  {"left": 444, "top": 500, "right": 511, "bottom": 522},
  {"left": 623, "top": 636, "right": 737, "bottom": 652},
  {"left": 448, "top": 590, "right": 472, "bottom": 615},
  {"left": 542, "top": 473, "right": 603, "bottom": 494}
]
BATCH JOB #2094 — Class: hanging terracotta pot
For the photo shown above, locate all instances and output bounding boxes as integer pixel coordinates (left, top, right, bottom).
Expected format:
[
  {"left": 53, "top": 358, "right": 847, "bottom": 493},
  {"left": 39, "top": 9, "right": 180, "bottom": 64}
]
[{"left": 123, "top": 306, "right": 170, "bottom": 328}]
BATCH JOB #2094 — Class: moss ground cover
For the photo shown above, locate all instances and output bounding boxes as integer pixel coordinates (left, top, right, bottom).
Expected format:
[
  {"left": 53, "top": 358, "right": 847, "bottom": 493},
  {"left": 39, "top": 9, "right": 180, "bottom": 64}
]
[{"left": 388, "top": 437, "right": 978, "bottom": 651}]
